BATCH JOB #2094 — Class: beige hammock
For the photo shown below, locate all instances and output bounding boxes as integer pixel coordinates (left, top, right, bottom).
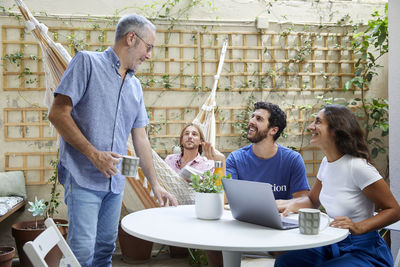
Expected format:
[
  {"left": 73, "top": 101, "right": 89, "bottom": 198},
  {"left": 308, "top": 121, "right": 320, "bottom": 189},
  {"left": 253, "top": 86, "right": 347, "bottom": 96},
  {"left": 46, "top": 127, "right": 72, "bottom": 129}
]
[
  {"left": 15, "top": 0, "right": 228, "bottom": 210},
  {"left": 124, "top": 40, "right": 227, "bottom": 211}
]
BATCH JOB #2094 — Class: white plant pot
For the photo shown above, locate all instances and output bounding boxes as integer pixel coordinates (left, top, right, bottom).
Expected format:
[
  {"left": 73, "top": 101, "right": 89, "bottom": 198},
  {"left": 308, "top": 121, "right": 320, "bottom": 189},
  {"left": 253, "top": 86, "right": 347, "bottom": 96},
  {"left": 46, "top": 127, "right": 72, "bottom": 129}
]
[{"left": 195, "top": 191, "right": 224, "bottom": 220}]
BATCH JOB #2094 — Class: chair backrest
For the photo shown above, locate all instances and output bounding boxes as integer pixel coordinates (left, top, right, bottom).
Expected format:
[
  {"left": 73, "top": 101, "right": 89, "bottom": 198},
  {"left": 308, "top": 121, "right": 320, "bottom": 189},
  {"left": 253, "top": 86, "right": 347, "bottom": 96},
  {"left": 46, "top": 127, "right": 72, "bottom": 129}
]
[
  {"left": 394, "top": 248, "right": 400, "bottom": 267},
  {"left": 23, "top": 218, "right": 80, "bottom": 267}
]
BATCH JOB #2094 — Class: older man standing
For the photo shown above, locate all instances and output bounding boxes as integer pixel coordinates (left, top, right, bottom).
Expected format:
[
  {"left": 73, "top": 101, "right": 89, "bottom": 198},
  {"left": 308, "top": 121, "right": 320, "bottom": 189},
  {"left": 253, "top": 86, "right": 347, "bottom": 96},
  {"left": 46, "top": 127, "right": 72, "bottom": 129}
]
[{"left": 49, "top": 14, "right": 177, "bottom": 267}]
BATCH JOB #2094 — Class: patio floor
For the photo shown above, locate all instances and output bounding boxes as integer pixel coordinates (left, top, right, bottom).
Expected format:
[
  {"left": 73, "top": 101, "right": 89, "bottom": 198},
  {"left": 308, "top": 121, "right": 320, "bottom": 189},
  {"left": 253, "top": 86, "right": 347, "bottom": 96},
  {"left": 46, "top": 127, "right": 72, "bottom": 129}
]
[
  {"left": 111, "top": 252, "right": 275, "bottom": 267},
  {"left": 10, "top": 248, "right": 276, "bottom": 266}
]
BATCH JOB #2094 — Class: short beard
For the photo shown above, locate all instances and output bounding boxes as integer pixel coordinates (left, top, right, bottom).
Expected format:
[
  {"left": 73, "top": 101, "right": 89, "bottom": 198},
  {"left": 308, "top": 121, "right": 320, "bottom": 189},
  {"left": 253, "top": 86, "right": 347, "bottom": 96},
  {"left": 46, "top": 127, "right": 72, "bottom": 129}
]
[
  {"left": 183, "top": 143, "right": 199, "bottom": 151},
  {"left": 247, "top": 128, "right": 269, "bottom": 143}
]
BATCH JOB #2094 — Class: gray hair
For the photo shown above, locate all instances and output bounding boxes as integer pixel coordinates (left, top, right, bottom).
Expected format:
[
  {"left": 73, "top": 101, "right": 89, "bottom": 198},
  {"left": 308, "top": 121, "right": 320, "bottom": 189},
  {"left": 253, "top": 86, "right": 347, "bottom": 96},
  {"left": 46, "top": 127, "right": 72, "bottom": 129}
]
[{"left": 114, "top": 14, "right": 156, "bottom": 42}]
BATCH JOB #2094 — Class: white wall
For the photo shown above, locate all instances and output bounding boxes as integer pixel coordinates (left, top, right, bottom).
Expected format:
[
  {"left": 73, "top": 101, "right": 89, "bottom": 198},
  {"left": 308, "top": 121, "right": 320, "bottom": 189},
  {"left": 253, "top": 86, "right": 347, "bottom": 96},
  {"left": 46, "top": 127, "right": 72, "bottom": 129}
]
[
  {"left": 388, "top": 0, "right": 400, "bottom": 257},
  {"left": 2, "top": 0, "right": 386, "bottom": 23}
]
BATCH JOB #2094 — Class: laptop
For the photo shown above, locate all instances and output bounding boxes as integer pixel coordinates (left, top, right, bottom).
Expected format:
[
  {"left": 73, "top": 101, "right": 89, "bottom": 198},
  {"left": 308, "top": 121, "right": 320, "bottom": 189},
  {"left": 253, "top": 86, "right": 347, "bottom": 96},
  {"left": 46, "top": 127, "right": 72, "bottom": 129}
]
[{"left": 221, "top": 178, "right": 298, "bottom": 230}]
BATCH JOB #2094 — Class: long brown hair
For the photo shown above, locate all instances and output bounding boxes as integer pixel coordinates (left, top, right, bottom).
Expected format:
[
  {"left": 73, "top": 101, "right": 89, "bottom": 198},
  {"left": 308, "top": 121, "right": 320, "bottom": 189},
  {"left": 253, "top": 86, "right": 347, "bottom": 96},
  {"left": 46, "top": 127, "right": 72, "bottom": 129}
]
[
  {"left": 179, "top": 123, "right": 205, "bottom": 156},
  {"left": 323, "top": 104, "right": 371, "bottom": 164}
]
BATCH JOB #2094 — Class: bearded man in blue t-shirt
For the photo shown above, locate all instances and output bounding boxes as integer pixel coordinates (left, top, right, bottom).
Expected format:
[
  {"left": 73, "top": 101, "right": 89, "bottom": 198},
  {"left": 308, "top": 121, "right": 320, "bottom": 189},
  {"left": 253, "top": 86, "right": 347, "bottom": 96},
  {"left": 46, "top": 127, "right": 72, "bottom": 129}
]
[
  {"left": 227, "top": 101, "right": 310, "bottom": 199},
  {"left": 206, "top": 102, "right": 310, "bottom": 267}
]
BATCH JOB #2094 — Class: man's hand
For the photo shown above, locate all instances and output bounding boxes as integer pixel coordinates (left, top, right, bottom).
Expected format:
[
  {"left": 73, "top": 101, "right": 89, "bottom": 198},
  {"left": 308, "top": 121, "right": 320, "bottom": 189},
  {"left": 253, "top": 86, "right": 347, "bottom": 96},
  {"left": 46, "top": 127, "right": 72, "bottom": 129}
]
[
  {"left": 203, "top": 142, "right": 225, "bottom": 162},
  {"left": 89, "top": 151, "right": 121, "bottom": 178},
  {"left": 276, "top": 199, "right": 295, "bottom": 216},
  {"left": 152, "top": 184, "right": 178, "bottom": 207}
]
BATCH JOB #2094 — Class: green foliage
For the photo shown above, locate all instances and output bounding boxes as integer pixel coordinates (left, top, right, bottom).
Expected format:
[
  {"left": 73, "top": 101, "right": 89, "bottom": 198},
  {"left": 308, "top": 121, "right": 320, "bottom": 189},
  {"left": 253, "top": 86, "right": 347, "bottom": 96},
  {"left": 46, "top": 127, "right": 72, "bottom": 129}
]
[
  {"left": 343, "top": 4, "right": 388, "bottom": 159},
  {"left": 345, "top": 3, "right": 388, "bottom": 92},
  {"left": 190, "top": 171, "right": 231, "bottom": 193},
  {"left": 162, "top": 74, "right": 171, "bottom": 89},
  {"left": 188, "top": 248, "right": 208, "bottom": 266},
  {"left": 233, "top": 95, "right": 255, "bottom": 145},
  {"left": 2, "top": 52, "right": 39, "bottom": 84},
  {"left": 45, "top": 159, "right": 61, "bottom": 219},
  {"left": 0, "top": 4, "right": 21, "bottom": 20},
  {"left": 2, "top": 51, "right": 24, "bottom": 67},
  {"left": 66, "top": 33, "right": 88, "bottom": 53},
  {"left": 361, "top": 98, "right": 388, "bottom": 158}
]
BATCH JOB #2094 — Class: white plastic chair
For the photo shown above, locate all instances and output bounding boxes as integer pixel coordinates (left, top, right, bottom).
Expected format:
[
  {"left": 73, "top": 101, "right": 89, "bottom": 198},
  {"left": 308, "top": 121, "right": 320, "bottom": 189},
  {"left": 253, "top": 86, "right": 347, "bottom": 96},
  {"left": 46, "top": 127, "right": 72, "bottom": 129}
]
[
  {"left": 384, "top": 219, "right": 400, "bottom": 267},
  {"left": 23, "top": 218, "right": 80, "bottom": 267},
  {"left": 394, "top": 248, "right": 400, "bottom": 267}
]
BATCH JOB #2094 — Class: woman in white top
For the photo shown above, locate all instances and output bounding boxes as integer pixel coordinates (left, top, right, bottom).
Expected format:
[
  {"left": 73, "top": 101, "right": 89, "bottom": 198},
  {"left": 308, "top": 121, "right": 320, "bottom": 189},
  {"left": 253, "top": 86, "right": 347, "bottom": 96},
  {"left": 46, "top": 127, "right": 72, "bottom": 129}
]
[{"left": 275, "top": 104, "right": 400, "bottom": 267}]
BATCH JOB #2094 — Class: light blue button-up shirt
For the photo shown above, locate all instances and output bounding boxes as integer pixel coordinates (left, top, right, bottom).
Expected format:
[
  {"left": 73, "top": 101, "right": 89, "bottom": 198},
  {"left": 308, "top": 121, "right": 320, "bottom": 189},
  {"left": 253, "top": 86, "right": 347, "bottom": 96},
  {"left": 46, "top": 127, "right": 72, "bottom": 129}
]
[{"left": 55, "top": 47, "right": 149, "bottom": 194}]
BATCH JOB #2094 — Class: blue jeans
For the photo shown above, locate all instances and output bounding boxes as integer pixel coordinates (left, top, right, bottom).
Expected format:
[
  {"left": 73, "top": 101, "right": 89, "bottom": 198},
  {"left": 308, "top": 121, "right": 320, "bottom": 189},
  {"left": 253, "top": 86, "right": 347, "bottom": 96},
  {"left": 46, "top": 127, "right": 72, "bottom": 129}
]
[{"left": 64, "top": 169, "right": 123, "bottom": 267}]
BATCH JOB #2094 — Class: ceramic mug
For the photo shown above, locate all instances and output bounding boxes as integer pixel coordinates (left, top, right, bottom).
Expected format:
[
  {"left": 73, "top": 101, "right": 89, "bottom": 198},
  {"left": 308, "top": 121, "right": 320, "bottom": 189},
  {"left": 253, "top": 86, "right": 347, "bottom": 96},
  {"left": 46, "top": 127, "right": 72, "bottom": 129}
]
[
  {"left": 121, "top": 156, "right": 140, "bottom": 177},
  {"left": 298, "top": 208, "right": 329, "bottom": 235}
]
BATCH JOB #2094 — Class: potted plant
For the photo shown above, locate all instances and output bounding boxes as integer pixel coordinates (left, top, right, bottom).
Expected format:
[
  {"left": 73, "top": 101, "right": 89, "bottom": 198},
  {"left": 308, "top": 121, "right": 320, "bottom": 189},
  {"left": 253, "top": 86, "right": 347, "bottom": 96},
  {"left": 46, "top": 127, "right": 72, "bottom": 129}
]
[
  {"left": 11, "top": 161, "right": 68, "bottom": 267},
  {"left": 0, "top": 246, "right": 15, "bottom": 267},
  {"left": 191, "top": 171, "right": 231, "bottom": 220}
]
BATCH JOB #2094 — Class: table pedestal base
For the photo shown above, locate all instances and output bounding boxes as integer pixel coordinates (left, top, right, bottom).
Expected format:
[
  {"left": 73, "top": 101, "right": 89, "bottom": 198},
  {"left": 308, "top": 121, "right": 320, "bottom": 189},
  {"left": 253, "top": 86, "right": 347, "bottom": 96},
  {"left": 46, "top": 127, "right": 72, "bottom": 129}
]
[{"left": 222, "top": 251, "right": 242, "bottom": 267}]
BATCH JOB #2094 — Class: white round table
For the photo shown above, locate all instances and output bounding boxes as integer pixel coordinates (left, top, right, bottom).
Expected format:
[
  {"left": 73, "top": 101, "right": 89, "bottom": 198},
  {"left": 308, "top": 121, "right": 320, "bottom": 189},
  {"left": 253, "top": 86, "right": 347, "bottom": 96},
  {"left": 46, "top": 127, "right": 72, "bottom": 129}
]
[{"left": 121, "top": 205, "right": 348, "bottom": 267}]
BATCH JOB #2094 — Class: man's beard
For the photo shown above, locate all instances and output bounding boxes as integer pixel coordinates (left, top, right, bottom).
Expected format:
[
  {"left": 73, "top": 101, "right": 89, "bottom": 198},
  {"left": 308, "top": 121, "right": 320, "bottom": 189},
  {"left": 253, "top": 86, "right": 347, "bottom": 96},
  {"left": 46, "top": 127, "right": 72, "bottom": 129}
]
[
  {"left": 183, "top": 142, "right": 199, "bottom": 151},
  {"left": 247, "top": 127, "right": 269, "bottom": 143}
]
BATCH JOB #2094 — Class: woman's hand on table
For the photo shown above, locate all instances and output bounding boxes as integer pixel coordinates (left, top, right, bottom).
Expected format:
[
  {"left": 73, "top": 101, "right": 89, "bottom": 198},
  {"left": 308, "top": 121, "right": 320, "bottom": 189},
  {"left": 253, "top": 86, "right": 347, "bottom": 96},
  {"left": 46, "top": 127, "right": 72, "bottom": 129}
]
[{"left": 329, "top": 216, "right": 363, "bottom": 234}]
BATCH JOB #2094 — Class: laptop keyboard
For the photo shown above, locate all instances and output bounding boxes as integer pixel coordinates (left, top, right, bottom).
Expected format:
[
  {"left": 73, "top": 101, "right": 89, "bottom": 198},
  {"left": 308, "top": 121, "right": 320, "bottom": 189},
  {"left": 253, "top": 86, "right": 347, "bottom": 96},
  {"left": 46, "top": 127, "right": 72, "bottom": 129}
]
[
  {"left": 282, "top": 221, "right": 298, "bottom": 227},
  {"left": 281, "top": 217, "right": 298, "bottom": 228}
]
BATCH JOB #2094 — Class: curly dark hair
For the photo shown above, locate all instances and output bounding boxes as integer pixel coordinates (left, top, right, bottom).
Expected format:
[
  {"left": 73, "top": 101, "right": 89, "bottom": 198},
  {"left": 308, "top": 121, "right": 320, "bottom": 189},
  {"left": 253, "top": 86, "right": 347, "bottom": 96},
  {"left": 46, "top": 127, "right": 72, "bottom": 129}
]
[
  {"left": 253, "top": 101, "right": 287, "bottom": 141},
  {"left": 323, "top": 104, "right": 371, "bottom": 164}
]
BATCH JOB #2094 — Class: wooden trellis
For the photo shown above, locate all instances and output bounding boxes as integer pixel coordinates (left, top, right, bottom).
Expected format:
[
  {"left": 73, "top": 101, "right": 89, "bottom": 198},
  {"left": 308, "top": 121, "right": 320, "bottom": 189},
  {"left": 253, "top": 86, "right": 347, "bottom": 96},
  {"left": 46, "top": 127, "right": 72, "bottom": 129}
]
[
  {"left": 5, "top": 152, "right": 58, "bottom": 185},
  {"left": 3, "top": 107, "right": 57, "bottom": 141},
  {"left": 298, "top": 146, "right": 324, "bottom": 178},
  {"left": 2, "top": 21, "right": 362, "bottom": 183},
  {"left": 2, "top": 25, "right": 358, "bottom": 92},
  {"left": 146, "top": 105, "right": 317, "bottom": 139}
]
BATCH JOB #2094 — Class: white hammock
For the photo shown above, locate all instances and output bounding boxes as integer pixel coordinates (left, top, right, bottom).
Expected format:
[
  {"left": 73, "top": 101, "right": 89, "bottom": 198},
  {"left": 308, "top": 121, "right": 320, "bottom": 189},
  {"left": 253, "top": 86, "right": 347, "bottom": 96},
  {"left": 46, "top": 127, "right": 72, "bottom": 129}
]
[
  {"left": 15, "top": 0, "right": 228, "bottom": 210},
  {"left": 124, "top": 40, "right": 227, "bottom": 211}
]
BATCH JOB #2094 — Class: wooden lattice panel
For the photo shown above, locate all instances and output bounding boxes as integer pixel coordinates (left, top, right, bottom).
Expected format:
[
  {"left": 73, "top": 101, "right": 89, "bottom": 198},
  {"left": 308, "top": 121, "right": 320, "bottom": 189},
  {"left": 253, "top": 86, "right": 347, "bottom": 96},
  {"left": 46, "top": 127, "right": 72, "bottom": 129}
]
[
  {"left": 146, "top": 106, "right": 250, "bottom": 138},
  {"left": 5, "top": 152, "right": 58, "bottom": 185},
  {"left": 3, "top": 107, "right": 57, "bottom": 141},
  {"left": 298, "top": 146, "right": 324, "bottom": 178},
  {"left": 2, "top": 26, "right": 45, "bottom": 91},
  {"left": 2, "top": 24, "right": 115, "bottom": 91},
  {"left": 199, "top": 31, "right": 356, "bottom": 92},
  {"left": 146, "top": 105, "right": 318, "bottom": 139},
  {"left": 2, "top": 25, "right": 358, "bottom": 92}
]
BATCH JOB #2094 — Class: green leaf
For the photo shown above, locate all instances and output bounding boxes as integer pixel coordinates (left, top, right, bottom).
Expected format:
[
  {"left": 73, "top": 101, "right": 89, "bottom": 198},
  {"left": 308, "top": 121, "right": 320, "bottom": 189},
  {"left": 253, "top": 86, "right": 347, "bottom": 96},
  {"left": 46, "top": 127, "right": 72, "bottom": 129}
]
[
  {"left": 344, "top": 80, "right": 352, "bottom": 90},
  {"left": 355, "top": 69, "right": 363, "bottom": 76},
  {"left": 371, "top": 147, "right": 378, "bottom": 159},
  {"left": 361, "top": 52, "right": 367, "bottom": 61}
]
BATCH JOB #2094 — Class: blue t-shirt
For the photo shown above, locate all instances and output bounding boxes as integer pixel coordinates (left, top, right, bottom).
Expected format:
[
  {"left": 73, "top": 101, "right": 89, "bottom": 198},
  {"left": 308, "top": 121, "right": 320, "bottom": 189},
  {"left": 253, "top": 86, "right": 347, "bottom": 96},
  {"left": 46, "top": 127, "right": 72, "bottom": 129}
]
[
  {"left": 55, "top": 47, "right": 149, "bottom": 194},
  {"left": 226, "top": 144, "right": 309, "bottom": 199}
]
